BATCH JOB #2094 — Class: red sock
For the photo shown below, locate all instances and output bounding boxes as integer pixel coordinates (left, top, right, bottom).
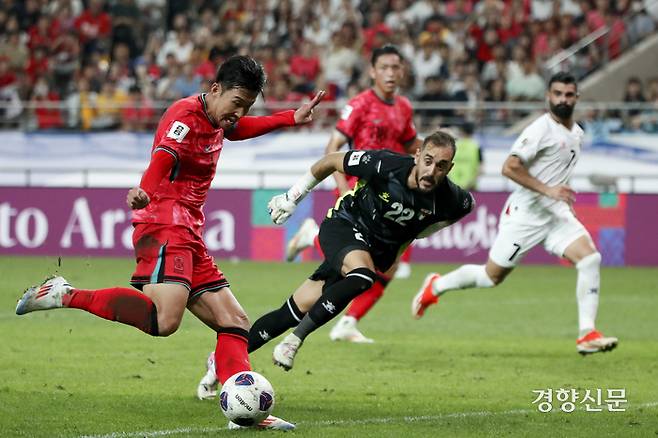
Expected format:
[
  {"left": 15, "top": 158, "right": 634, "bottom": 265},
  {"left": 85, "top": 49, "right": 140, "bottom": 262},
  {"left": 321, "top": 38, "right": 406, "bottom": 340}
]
[
  {"left": 313, "top": 234, "right": 324, "bottom": 258},
  {"left": 400, "top": 246, "right": 412, "bottom": 263},
  {"left": 63, "top": 287, "right": 159, "bottom": 335},
  {"left": 215, "top": 329, "right": 251, "bottom": 384},
  {"left": 346, "top": 273, "right": 390, "bottom": 320}
]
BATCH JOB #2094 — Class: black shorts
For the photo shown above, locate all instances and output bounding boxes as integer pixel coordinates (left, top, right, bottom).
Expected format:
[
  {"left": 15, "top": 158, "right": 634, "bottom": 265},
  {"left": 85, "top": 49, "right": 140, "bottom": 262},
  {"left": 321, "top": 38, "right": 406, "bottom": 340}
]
[{"left": 309, "top": 216, "right": 398, "bottom": 290}]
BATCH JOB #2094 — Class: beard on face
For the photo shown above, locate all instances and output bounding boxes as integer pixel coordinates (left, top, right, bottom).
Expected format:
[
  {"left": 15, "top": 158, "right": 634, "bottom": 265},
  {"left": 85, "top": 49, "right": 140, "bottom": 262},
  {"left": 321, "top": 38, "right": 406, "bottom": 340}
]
[{"left": 550, "top": 101, "right": 575, "bottom": 119}]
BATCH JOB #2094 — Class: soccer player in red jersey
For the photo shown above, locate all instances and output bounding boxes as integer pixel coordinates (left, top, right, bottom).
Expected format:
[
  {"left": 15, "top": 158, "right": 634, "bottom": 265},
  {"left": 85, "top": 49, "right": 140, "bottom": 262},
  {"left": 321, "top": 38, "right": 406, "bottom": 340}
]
[
  {"left": 16, "top": 55, "right": 324, "bottom": 430},
  {"left": 286, "top": 45, "right": 422, "bottom": 343}
]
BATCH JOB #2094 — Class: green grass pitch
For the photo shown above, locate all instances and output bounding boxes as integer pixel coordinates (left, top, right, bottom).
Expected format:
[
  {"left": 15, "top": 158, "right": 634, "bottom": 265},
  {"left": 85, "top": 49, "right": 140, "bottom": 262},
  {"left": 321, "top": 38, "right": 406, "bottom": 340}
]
[{"left": 1, "top": 256, "right": 656, "bottom": 437}]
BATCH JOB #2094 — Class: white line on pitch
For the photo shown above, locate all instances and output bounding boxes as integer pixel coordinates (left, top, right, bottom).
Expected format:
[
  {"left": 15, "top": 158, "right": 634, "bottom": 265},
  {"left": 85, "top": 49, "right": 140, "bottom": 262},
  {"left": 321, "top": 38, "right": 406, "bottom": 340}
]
[{"left": 79, "top": 401, "right": 658, "bottom": 438}]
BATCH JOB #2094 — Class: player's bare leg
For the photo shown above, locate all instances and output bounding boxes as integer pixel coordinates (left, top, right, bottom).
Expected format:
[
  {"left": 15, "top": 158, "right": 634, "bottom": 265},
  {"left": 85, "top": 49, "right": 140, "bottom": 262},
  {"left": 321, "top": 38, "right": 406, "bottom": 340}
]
[
  {"left": 141, "top": 284, "right": 189, "bottom": 335},
  {"left": 411, "top": 260, "right": 509, "bottom": 318},
  {"left": 274, "top": 250, "right": 377, "bottom": 370},
  {"left": 563, "top": 235, "right": 618, "bottom": 355}
]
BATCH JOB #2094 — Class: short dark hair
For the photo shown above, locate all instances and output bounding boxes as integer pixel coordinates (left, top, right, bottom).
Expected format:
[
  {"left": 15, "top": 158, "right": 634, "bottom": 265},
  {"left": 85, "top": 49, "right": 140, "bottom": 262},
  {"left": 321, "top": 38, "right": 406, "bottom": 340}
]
[
  {"left": 548, "top": 72, "right": 577, "bottom": 91},
  {"left": 371, "top": 44, "right": 403, "bottom": 66},
  {"left": 422, "top": 130, "right": 456, "bottom": 158},
  {"left": 215, "top": 55, "right": 266, "bottom": 94}
]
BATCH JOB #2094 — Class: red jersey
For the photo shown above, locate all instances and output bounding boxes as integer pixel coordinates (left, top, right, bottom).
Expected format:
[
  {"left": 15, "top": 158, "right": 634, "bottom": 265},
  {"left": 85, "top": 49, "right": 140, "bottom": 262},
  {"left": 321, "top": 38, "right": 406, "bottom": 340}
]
[
  {"left": 74, "top": 10, "right": 112, "bottom": 44},
  {"left": 335, "top": 89, "right": 416, "bottom": 155},
  {"left": 132, "top": 94, "right": 222, "bottom": 236}
]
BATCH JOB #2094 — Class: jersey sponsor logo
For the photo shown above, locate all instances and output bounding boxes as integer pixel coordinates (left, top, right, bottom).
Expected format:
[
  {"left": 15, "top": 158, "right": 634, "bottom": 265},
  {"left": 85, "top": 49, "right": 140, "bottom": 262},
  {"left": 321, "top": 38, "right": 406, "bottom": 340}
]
[
  {"left": 166, "top": 121, "right": 190, "bottom": 143},
  {"left": 340, "top": 104, "right": 353, "bottom": 120},
  {"left": 348, "top": 150, "right": 366, "bottom": 166}
]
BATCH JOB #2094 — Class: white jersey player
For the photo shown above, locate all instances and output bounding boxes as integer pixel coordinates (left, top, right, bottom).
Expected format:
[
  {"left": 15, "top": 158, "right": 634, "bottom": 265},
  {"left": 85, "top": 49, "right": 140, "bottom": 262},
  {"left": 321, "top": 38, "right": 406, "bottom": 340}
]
[{"left": 411, "top": 72, "right": 618, "bottom": 355}]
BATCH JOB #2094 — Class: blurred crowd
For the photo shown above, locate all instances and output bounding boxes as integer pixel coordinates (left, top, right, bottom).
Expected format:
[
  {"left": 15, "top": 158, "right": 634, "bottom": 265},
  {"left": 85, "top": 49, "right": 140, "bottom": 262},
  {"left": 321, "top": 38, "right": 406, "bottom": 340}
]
[
  {"left": 0, "top": 0, "right": 657, "bottom": 132},
  {"left": 582, "top": 76, "right": 658, "bottom": 136}
]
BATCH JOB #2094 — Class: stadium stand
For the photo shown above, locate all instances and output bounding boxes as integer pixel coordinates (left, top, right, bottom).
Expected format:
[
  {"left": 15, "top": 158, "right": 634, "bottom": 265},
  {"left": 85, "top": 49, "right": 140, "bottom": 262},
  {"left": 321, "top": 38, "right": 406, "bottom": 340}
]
[{"left": 0, "top": 0, "right": 657, "bottom": 132}]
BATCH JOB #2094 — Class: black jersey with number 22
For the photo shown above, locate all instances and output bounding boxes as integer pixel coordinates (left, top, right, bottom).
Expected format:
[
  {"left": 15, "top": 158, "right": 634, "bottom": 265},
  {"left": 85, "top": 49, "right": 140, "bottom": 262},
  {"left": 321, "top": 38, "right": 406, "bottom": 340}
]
[{"left": 329, "top": 150, "right": 474, "bottom": 247}]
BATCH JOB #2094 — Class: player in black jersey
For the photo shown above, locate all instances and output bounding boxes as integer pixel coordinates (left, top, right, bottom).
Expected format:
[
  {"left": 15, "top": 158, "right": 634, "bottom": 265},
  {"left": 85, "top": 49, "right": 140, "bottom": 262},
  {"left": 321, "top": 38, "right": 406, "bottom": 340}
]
[{"left": 257, "top": 131, "right": 474, "bottom": 370}]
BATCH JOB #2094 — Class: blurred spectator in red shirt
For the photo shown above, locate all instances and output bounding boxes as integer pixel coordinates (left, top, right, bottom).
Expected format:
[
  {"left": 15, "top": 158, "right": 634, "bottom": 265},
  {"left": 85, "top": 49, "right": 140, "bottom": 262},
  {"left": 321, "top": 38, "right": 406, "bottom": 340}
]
[
  {"left": 121, "top": 84, "right": 154, "bottom": 131},
  {"left": 25, "top": 46, "right": 50, "bottom": 86},
  {"left": 194, "top": 46, "right": 221, "bottom": 82},
  {"left": 0, "top": 56, "right": 17, "bottom": 88},
  {"left": 266, "top": 76, "right": 304, "bottom": 113},
  {"left": 28, "top": 14, "right": 61, "bottom": 51},
  {"left": 290, "top": 40, "right": 321, "bottom": 93},
  {"left": 31, "top": 78, "right": 64, "bottom": 129},
  {"left": 74, "top": 0, "right": 112, "bottom": 55},
  {"left": 497, "top": 12, "right": 523, "bottom": 45},
  {"left": 363, "top": 8, "right": 392, "bottom": 53}
]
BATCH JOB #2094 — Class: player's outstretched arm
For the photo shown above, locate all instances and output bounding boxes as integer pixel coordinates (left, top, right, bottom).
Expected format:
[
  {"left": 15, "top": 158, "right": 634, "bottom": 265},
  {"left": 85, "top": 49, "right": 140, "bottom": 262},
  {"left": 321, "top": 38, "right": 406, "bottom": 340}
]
[
  {"left": 268, "top": 152, "right": 347, "bottom": 225},
  {"left": 225, "top": 90, "right": 326, "bottom": 141},
  {"left": 502, "top": 155, "right": 575, "bottom": 204}
]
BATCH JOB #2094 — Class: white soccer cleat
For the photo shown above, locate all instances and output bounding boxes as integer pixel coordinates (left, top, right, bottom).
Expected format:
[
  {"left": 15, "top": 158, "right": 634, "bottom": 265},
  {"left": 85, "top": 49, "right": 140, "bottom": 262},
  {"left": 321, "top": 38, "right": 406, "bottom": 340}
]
[
  {"left": 285, "top": 218, "right": 319, "bottom": 262},
  {"left": 577, "top": 330, "right": 618, "bottom": 355},
  {"left": 196, "top": 351, "right": 218, "bottom": 400},
  {"left": 228, "top": 415, "right": 296, "bottom": 430},
  {"left": 272, "top": 333, "right": 302, "bottom": 371},
  {"left": 411, "top": 273, "right": 441, "bottom": 319},
  {"left": 394, "top": 261, "right": 412, "bottom": 279},
  {"left": 16, "top": 276, "right": 72, "bottom": 315},
  {"left": 329, "top": 316, "right": 374, "bottom": 343}
]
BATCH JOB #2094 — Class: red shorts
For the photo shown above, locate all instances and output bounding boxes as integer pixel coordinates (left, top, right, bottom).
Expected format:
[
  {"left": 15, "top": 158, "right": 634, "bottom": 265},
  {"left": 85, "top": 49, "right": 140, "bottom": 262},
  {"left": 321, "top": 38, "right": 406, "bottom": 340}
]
[{"left": 130, "top": 223, "right": 229, "bottom": 300}]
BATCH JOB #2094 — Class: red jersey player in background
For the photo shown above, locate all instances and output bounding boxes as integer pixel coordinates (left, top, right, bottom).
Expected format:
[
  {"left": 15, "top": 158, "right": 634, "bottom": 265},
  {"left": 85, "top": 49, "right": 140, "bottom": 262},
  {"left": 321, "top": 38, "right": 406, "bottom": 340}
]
[
  {"left": 16, "top": 55, "right": 324, "bottom": 430},
  {"left": 286, "top": 45, "right": 422, "bottom": 343}
]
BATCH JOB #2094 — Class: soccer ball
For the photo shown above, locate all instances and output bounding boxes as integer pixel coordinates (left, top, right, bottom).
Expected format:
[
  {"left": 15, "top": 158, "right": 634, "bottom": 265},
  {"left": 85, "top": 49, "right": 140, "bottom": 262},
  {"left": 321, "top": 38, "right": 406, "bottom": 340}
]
[{"left": 219, "top": 371, "right": 275, "bottom": 426}]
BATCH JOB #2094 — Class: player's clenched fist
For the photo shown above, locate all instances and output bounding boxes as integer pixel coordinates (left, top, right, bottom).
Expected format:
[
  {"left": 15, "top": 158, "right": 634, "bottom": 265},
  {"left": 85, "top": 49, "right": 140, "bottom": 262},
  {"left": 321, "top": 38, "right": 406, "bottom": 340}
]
[
  {"left": 268, "top": 194, "right": 297, "bottom": 224},
  {"left": 127, "top": 187, "right": 150, "bottom": 210}
]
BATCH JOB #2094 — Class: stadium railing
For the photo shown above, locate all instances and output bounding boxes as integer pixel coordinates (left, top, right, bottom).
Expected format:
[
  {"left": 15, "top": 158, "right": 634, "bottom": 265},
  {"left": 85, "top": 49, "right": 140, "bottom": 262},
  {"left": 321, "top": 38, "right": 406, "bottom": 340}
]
[{"left": 1, "top": 100, "right": 657, "bottom": 133}]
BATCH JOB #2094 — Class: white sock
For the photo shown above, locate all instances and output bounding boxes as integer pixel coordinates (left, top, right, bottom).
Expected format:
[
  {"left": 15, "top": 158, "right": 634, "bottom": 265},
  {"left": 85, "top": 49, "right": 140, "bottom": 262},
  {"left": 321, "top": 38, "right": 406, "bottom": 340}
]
[
  {"left": 432, "top": 264, "right": 495, "bottom": 296},
  {"left": 576, "top": 252, "right": 601, "bottom": 336}
]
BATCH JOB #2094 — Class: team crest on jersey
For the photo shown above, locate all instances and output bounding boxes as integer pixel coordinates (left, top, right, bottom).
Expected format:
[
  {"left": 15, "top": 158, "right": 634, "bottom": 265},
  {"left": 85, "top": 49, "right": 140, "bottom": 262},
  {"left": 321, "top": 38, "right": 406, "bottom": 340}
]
[
  {"left": 173, "top": 256, "right": 185, "bottom": 273},
  {"left": 379, "top": 192, "right": 390, "bottom": 202},
  {"left": 167, "top": 121, "right": 190, "bottom": 143},
  {"left": 348, "top": 151, "right": 366, "bottom": 166},
  {"left": 340, "top": 104, "right": 354, "bottom": 120}
]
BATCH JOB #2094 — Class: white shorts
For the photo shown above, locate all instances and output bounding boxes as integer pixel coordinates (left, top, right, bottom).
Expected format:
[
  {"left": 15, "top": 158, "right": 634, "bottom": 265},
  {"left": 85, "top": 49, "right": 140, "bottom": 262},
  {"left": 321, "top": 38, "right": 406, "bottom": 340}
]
[{"left": 488, "top": 205, "right": 591, "bottom": 268}]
